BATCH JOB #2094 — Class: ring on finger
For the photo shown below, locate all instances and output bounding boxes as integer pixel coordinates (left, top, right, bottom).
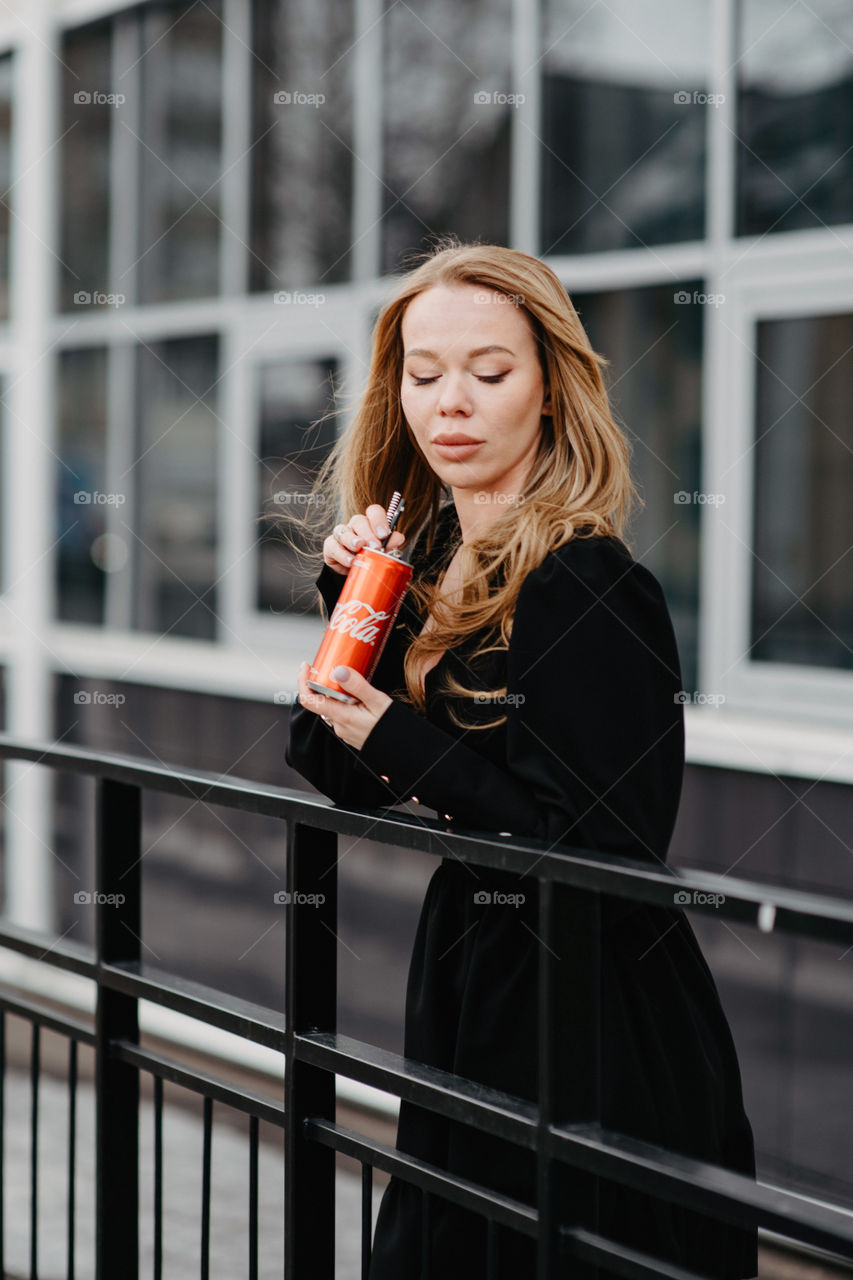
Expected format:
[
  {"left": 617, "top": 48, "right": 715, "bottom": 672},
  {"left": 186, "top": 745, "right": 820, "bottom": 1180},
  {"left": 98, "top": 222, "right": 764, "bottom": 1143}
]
[{"left": 321, "top": 714, "right": 333, "bottom": 727}]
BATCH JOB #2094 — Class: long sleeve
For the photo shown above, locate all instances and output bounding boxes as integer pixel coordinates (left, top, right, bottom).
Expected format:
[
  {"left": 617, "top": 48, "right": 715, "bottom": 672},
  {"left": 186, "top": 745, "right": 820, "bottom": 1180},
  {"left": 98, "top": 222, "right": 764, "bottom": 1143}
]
[
  {"left": 357, "top": 535, "right": 685, "bottom": 862},
  {"left": 284, "top": 562, "right": 406, "bottom": 809}
]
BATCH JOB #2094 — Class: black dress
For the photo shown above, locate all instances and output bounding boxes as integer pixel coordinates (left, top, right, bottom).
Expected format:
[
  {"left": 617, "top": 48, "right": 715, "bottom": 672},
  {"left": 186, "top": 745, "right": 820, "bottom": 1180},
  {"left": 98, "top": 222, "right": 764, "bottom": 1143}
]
[{"left": 285, "top": 503, "right": 758, "bottom": 1280}]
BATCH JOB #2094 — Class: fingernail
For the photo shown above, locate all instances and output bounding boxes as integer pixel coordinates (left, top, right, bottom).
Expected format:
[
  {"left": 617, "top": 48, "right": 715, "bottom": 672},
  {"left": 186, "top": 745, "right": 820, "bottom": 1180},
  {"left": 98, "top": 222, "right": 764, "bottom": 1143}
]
[
  {"left": 379, "top": 524, "right": 389, "bottom": 537},
  {"left": 368, "top": 539, "right": 381, "bottom": 550},
  {"left": 331, "top": 665, "right": 349, "bottom": 681}
]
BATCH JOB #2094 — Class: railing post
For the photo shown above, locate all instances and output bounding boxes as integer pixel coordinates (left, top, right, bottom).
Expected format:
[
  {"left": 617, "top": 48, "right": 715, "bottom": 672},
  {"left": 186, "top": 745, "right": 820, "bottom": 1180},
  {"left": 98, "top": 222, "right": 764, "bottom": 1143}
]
[
  {"left": 538, "top": 877, "right": 601, "bottom": 1279},
  {"left": 284, "top": 820, "right": 338, "bottom": 1279},
  {"left": 94, "top": 778, "right": 140, "bottom": 1280}
]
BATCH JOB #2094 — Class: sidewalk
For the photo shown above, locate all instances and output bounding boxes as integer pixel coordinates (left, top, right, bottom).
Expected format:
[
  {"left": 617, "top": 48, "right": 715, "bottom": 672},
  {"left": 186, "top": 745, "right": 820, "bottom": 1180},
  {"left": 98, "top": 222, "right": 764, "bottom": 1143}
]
[{"left": 0, "top": 1066, "right": 377, "bottom": 1279}]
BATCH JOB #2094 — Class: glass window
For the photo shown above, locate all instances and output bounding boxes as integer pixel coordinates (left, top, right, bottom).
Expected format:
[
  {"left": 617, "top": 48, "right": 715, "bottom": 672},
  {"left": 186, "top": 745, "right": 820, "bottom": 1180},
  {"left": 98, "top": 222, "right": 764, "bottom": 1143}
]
[
  {"left": 256, "top": 358, "right": 338, "bottom": 616},
  {"left": 137, "top": 1, "right": 223, "bottom": 303},
  {"left": 751, "top": 313, "right": 853, "bottom": 670},
  {"left": 0, "top": 54, "right": 12, "bottom": 322},
  {"left": 737, "top": 2, "right": 853, "bottom": 237},
  {"left": 60, "top": 24, "right": 113, "bottom": 313},
  {"left": 570, "top": 282, "right": 704, "bottom": 693},
  {"left": 132, "top": 336, "right": 219, "bottom": 639},
  {"left": 381, "top": 0, "right": 511, "bottom": 274},
  {"left": 541, "top": 0, "right": 709, "bottom": 254},
  {"left": 250, "top": 0, "right": 355, "bottom": 291},
  {"left": 56, "top": 348, "right": 110, "bottom": 624}
]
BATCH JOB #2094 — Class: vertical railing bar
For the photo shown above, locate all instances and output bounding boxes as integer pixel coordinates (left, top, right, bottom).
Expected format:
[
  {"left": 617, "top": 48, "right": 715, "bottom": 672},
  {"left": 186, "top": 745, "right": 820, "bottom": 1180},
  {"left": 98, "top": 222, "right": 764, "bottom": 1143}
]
[
  {"left": 283, "top": 820, "right": 337, "bottom": 1280},
  {"left": 154, "top": 1074, "right": 163, "bottom": 1280},
  {"left": 67, "top": 1038, "right": 78, "bottom": 1280},
  {"left": 95, "top": 777, "right": 141, "bottom": 1280},
  {"left": 487, "top": 1218, "right": 498, "bottom": 1279},
  {"left": 201, "top": 1095, "right": 212, "bottom": 1280},
  {"left": 360, "top": 1162, "right": 372, "bottom": 1279},
  {"left": 249, "top": 1114, "right": 259, "bottom": 1280},
  {"left": 538, "top": 876, "right": 601, "bottom": 1279},
  {"left": 420, "top": 1188, "right": 431, "bottom": 1277},
  {"left": 30, "top": 1021, "right": 39, "bottom": 1280}
]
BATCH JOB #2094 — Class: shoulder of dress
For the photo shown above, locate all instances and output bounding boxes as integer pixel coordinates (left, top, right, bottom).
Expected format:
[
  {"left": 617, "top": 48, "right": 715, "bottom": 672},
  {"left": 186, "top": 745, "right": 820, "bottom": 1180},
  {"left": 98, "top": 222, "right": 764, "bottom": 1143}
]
[{"left": 519, "top": 532, "right": 667, "bottom": 613}]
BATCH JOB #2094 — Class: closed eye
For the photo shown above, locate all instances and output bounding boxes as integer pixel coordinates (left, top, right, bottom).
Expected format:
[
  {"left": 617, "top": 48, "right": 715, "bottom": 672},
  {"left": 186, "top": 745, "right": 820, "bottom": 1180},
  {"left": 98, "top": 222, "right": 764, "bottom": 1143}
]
[{"left": 409, "top": 372, "right": 509, "bottom": 385}]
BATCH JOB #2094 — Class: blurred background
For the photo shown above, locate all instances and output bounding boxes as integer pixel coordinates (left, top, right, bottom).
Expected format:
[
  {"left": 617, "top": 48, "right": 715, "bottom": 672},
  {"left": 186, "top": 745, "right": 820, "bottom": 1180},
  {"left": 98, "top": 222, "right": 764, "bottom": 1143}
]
[{"left": 0, "top": 0, "right": 851, "bottom": 1270}]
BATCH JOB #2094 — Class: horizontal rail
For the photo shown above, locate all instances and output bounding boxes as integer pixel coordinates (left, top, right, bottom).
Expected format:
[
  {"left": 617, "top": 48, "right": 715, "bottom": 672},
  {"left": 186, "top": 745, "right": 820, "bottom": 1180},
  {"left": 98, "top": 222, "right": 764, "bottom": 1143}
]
[
  {"left": 305, "top": 1117, "right": 538, "bottom": 1238},
  {"left": 101, "top": 961, "right": 286, "bottom": 1052},
  {"left": 551, "top": 1124, "right": 853, "bottom": 1259},
  {"left": 0, "top": 983, "right": 95, "bottom": 1045},
  {"left": 563, "top": 1225, "right": 713, "bottom": 1280},
  {"left": 0, "top": 734, "right": 852, "bottom": 945},
  {"left": 297, "top": 1031, "right": 537, "bottom": 1148},
  {"left": 112, "top": 1039, "right": 284, "bottom": 1128}
]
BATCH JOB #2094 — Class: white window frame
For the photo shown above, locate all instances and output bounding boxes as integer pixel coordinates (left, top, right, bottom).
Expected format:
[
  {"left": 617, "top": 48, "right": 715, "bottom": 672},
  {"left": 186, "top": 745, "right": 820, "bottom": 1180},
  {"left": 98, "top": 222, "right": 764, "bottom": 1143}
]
[{"left": 702, "top": 240, "right": 853, "bottom": 732}]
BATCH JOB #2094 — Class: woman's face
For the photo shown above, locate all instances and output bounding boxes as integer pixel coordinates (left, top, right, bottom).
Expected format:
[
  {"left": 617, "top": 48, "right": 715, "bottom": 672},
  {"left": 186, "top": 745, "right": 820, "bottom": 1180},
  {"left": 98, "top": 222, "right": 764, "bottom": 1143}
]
[{"left": 400, "top": 283, "right": 551, "bottom": 501}]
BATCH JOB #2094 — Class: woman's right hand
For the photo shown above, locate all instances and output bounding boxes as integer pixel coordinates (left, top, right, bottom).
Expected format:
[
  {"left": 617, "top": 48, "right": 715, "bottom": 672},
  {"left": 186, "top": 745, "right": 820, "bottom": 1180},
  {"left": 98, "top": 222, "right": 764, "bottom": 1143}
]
[{"left": 323, "top": 504, "right": 406, "bottom": 575}]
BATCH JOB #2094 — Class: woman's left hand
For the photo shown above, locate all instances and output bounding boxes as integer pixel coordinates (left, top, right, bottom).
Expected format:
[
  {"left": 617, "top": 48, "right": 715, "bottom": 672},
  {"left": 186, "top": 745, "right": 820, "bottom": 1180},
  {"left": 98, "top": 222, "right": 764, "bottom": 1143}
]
[{"left": 296, "top": 661, "right": 393, "bottom": 750}]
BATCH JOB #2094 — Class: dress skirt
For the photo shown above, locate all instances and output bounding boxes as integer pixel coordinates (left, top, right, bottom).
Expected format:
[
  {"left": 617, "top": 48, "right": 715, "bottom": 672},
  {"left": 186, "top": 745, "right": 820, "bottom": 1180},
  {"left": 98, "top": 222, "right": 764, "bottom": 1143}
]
[{"left": 367, "top": 860, "right": 758, "bottom": 1280}]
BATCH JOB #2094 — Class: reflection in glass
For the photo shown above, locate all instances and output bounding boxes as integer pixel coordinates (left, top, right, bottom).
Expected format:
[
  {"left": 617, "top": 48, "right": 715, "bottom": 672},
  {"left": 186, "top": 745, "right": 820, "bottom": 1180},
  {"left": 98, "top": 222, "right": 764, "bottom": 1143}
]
[
  {"left": 752, "top": 314, "right": 853, "bottom": 670},
  {"left": 56, "top": 348, "right": 109, "bottom": 624},
  {"left": 541, "top": 0, "right": 708, "bottom": 254},
  {"left": 738, "top": 1, "right": 853, "bottom": 237},
  {"left": 133, "top": 336, "right": 218, "bottom": 638},
  {"left": 256, "top": 359, "right": 338, "bottom": 615},
  {"left": 250, "top": 0, "right": 355, "bottom": 290},
  {"left": 59, "top": 25, "right": 111, "bottom": 312},
  {"left": 381, "top": 0, "right": 510, "bottom": 274},
  {"left": 570, "top": 282, "right": 704, "bottom": 692},
  {"left": 137, "top": 2, "right": 222, "bottom": 302}
]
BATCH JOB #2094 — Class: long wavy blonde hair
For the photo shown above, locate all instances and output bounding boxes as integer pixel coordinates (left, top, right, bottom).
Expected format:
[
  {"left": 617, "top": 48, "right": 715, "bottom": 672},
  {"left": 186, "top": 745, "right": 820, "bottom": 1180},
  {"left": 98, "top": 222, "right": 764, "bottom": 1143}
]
[{"left": 278, "top": 237, "right": 642, "bottom": 730}]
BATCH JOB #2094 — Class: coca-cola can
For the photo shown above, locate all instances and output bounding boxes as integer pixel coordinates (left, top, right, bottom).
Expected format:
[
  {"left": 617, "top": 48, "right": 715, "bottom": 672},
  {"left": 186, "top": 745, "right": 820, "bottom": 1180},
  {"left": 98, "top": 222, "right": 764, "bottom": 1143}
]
[{"left": 308, "top": 548, "right": 413, "bottom": 703}]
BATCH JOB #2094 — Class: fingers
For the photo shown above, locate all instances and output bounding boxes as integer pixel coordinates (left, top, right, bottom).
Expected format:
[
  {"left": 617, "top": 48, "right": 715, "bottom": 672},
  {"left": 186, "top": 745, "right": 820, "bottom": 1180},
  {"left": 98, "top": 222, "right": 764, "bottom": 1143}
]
[
  {"left": 296, "top": 661, "right": 327, "bottom": 717},
  {"left": 322, "top": 504, "right": 406, "bottom": 573}
]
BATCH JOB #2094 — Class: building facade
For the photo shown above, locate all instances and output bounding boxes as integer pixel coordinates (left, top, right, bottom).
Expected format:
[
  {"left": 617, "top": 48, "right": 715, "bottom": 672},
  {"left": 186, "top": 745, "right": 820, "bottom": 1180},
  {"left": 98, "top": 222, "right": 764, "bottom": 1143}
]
[{"left": 0, "top": 0, "right": 851, "bottom": 1219}]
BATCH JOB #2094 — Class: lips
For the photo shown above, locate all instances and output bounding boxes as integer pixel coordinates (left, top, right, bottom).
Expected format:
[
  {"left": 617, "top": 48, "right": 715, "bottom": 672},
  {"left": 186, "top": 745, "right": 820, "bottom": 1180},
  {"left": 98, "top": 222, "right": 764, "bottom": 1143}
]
[{"left": 433, "top": 433, "right": 482, "bottom": 445}]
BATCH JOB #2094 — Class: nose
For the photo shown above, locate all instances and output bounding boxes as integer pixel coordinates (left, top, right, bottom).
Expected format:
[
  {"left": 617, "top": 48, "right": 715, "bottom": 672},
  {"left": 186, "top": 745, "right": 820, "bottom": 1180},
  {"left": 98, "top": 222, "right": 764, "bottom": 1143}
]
[{"left": 436, "top": 371, "right": 472, "bottom": 416}]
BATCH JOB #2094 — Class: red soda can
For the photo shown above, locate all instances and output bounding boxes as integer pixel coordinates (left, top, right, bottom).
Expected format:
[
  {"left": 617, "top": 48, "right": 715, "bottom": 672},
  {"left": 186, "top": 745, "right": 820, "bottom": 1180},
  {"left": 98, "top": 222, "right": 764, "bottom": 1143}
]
[{"left": 308, "top": 548, "right": 413, "bottom": 704}]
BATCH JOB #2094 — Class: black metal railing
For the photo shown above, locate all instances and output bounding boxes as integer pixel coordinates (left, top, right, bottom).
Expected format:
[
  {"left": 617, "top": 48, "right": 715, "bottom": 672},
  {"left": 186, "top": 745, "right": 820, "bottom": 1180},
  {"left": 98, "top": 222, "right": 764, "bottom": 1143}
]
[{"left": 0, "top": 732, "right": 851, "bottom": 1279}]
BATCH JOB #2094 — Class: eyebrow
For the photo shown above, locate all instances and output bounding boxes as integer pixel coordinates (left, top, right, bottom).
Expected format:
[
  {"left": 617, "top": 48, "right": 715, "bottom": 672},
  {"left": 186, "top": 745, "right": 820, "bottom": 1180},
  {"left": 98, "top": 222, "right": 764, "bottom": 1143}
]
[{"left": 404, "top": 344, "right": 516, "bottom": 360}]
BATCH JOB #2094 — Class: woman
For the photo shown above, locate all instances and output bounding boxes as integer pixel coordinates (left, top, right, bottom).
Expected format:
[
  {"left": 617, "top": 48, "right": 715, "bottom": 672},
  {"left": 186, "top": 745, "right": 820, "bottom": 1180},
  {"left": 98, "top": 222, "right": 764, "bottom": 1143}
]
[{"left": 284, "top": 240, "right": 758, "bottom": 1279}]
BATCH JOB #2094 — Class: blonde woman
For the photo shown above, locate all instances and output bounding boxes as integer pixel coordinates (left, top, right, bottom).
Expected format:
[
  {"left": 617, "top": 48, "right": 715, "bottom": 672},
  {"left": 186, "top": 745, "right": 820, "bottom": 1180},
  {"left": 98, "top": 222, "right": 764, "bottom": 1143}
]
[{"left": 285, "top": 240, "right": 758, "bottom": 1280}]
